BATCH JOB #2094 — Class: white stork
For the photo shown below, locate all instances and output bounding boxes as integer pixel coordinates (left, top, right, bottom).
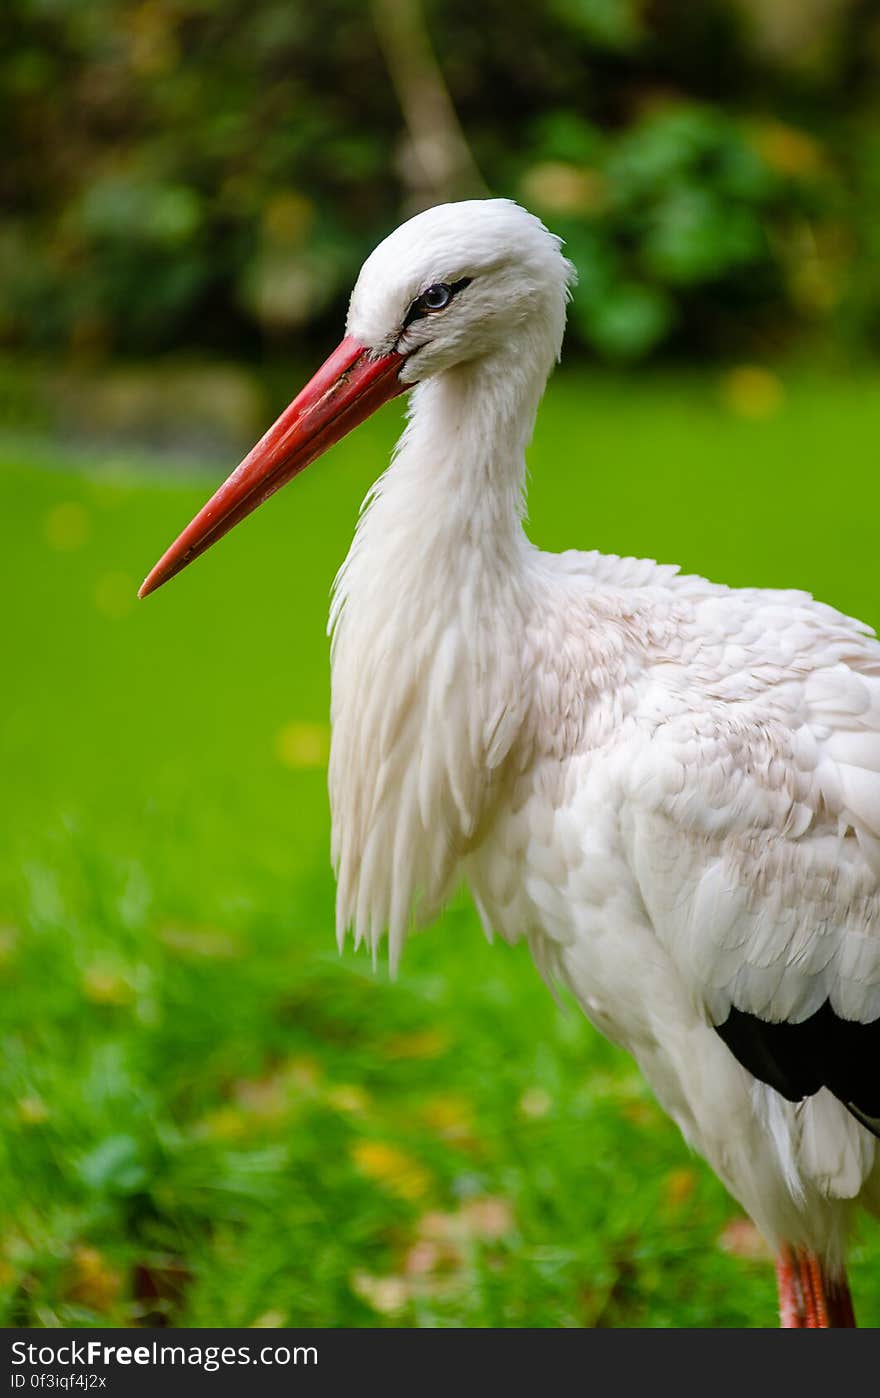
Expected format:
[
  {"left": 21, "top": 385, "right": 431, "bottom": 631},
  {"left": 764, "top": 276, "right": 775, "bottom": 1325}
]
[{"left": 140, "top": 199, "right": 880, "bottom": 1328}]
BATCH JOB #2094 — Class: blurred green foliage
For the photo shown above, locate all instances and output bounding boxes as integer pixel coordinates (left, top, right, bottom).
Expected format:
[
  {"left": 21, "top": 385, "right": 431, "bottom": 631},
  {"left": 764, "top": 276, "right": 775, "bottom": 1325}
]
[{"left": 3, "top": 0, "right": 880, "bottom": 361}]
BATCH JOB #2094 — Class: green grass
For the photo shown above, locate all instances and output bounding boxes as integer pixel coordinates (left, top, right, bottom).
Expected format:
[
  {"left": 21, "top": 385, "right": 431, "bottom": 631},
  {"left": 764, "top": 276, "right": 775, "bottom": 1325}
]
[{"left": 2, "top": 366, "right": 880, "bottom": 1328}]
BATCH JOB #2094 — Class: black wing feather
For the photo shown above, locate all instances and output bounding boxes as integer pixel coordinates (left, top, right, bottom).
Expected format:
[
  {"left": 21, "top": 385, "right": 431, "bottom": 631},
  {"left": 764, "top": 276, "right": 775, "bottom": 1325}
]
[{"left": 715, "top": 1001, "right": 880, "bottom": 1138}]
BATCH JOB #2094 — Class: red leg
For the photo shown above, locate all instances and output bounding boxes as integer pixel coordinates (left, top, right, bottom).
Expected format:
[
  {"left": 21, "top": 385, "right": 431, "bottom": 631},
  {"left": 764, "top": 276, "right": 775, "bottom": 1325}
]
[
  {"left": 776, "top": 1244, "right": 804, "bottom": 1327},
  {"left": 801, "top": 1249, "right": 828, "bottom": 1327},
  {"left": 775, "top": 1245, "right": 856, "bottom": 1327}
]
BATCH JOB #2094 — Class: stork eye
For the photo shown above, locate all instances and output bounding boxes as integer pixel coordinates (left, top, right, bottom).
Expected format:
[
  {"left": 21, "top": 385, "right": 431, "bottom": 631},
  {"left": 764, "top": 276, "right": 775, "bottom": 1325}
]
[
  {"left": 422, "top": 283, "right": 452, "bottom": 310},
  {"left": 402, "top": 276, "right": 472, "bottom": 331}
]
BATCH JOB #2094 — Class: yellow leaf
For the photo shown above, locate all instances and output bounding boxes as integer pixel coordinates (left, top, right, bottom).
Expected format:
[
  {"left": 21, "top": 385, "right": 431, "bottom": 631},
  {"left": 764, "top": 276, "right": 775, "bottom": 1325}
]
[
  {"left": 17, "top": 1096, "right": 49, "bottom": 1126},
  {"left": 750, "top": 120, "right": 824, "bottom": 177},
  {"left": 352, "top": 1141, "right": 431, "bottom": 1200},
  {"left": 274, "top": 721, "right": 330, "bottom": 769},
  {"left": 81, "top": 965, "right": 135, "bottom": 1006},
  {"left": 325, "top": 1084, "right": 370, "bottom": 1114},
  {"left": 419, "top": 1094, "right": 472, "bottom": 1135},
  {"left": 196, "top": 1107, "right": 248, "bottom": 1141},
  {"left": 521, "top": 162, "right": 607, "bottom": 216},
  {"left": 664, "top": 1167, "right": 697, "bottom": 1207},
  {"left": 719, "top": 365, "right": 785, "bottom": 420},
  {"left": 44, "top": 502, "right": 90, "bottom": 551},
  {"left": 63, "top": 1246, "right": 123, "bottom": 1314},
  {"left": 263, "top": 192, "right": 314, "bottom": 246},
  {"left": 383, "top": 1028, "right": 448, "bottom": 1060}
]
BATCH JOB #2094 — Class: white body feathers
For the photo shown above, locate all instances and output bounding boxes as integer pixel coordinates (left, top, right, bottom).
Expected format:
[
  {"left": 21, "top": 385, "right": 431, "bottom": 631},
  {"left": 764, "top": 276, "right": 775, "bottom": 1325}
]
[{"left": 327, "top": 200, "right": 880, "bottom": 1266}]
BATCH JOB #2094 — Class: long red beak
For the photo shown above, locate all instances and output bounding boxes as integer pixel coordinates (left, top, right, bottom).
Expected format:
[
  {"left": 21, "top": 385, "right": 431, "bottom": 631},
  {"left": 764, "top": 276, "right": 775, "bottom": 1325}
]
[{"left": 138, "top": 336, "right": 405, "bottom": 599}]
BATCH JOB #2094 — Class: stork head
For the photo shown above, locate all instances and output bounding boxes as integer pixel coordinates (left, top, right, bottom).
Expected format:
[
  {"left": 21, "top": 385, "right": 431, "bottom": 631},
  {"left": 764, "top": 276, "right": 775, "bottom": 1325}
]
[
  {"left": 348, "top": 198, "right": 573, "bottom": 382},
  {"left": 139, "top": 199, "right": 573, "bottom": 598}
]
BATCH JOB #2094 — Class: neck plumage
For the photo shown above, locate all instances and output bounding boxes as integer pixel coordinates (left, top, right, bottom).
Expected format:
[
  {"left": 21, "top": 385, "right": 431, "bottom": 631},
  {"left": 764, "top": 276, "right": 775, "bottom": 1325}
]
[{"left": 328, "top": 348, "right": 550, "bottom": 966}]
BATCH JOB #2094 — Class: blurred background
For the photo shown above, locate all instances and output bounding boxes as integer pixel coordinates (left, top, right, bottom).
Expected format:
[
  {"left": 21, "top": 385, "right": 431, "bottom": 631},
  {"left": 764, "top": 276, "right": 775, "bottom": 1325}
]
[{"left": 2, "top": 0, "right": 880, "bottom": 1327}]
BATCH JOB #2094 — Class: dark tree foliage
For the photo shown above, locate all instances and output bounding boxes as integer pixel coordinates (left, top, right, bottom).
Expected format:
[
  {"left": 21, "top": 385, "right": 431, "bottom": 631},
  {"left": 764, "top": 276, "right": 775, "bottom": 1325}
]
[{"left": 3, "top": 0, "right": 880, "bottom": 361}]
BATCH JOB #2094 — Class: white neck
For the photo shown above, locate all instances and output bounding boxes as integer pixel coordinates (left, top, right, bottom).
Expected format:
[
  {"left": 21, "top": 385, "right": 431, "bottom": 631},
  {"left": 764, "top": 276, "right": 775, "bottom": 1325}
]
[
  {"left": 363, "top": 348, "right": 549, "bottom": 567},
  {"left": 328, "top": 345, "right": 553, "bottom": 965}
]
